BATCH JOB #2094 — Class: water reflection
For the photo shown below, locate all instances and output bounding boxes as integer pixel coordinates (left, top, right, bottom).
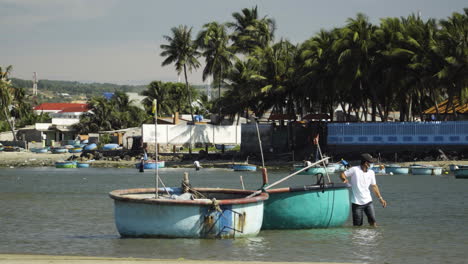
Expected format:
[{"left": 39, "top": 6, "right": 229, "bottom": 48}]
[{"left": 350, "top": 227, "right": 384, "bottom": 262}]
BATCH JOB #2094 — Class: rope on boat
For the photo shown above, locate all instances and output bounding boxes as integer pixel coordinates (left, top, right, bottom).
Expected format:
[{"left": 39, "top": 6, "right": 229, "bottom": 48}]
[
  {"left": 255, "top": 118, "right": 265, "bottom": 168},
  {"left": 181, "top": 172, "right": 206, "bottom": 199},
  {"left": 246, "top": 157, "right": 330, "bottom": 198}
]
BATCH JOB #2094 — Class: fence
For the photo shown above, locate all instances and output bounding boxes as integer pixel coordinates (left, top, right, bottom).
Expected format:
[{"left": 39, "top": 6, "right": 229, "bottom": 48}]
[
  {"left": 142, "top": 123, "right": 241, "bottom": 145},
  {"left": 327, "top": 121, "right": 468, "bottom": 145}
]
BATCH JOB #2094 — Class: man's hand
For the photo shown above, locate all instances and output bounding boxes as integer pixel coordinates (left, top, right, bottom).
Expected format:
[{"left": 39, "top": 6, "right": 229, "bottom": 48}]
[{"left": 379, "top": 197, "right": 387, "bottom": 208}]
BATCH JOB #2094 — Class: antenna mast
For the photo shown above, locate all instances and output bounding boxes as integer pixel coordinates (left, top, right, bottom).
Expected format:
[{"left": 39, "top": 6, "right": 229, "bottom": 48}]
[{"left": 32, "top": 72, "right": 38, "bottom": 96}]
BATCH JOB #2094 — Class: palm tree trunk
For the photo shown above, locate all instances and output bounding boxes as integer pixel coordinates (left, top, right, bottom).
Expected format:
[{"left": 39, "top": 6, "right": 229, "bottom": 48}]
[
  {"left": 183, "top": 65, "right": 195, "bottom": 122},
  {"left": 3, "top": 107, "right": 17, "bottom": 141}
]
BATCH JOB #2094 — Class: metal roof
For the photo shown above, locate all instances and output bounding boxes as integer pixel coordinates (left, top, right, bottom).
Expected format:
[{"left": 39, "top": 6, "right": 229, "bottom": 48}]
[{"left": 423, "top": 98, "right": 468, "bottom": 114}]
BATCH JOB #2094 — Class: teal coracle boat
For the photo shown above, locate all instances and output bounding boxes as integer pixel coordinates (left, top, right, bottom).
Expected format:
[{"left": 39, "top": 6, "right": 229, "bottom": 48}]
[
  {"left": 385, "top": 165, "right": 410, "bottom": 174},
  {"left": 411, "top": 166, "right": 443, "bottom": 175},
  {"left": 55, "top": 161, "right": 77, "bottom": 168},
  {"left": 77, "top": 162, "right": 91, "bottom": 168},
  {"left": 232, "top": 164, "right": 257, "bottom": 171},
  {"left": 262, "top": 183, "right": 351, "bottom": 229},
  {"left": 454, "top": 168, "right": 468, "bottom": 179},
  {"left": 109, "top": 187, "right": 268, "bottom": 238}
]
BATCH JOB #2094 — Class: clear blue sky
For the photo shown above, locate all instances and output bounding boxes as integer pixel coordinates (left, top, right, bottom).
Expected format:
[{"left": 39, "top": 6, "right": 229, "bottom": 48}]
[{"left": 1, "top": 0, "right": 466, "bottom": 85}]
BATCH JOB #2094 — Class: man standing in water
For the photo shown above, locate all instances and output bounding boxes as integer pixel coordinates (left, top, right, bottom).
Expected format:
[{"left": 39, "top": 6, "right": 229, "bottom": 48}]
[{"left": 340, "top": 153, "right": 387, "bottom": 227}]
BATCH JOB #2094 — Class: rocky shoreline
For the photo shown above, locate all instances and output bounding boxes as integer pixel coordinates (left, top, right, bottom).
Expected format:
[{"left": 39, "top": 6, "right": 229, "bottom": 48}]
[{"left": 1, "top": 151, "right": 467, "bottom": 170}]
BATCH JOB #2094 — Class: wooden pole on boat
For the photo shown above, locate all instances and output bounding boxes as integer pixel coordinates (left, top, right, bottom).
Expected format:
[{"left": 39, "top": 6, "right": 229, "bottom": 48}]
[
  {"left": 316, "top": 143, "right": 331, "bottom": 183},
  {"left": 246, "top": 157, "right": 330, "bottom": 198},
  {"left": 154, "top": 99, "right": 159, "bottom": 198},
  {"left": 255, "top": 118, "right": 265, "bottom": 168}
]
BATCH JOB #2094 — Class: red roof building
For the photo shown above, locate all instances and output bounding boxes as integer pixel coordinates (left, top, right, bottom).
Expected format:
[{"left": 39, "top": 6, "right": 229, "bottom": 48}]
[{"left": 34, "top": 103, "right": 89, "bottom": 114}]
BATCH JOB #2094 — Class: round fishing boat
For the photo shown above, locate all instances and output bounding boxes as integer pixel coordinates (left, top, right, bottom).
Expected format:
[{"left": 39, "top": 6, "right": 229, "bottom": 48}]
[
  {"left": 135, "top": 160, "right": 165, "bottom": 169},
  {"left": 77, "top": 162, "right": 91, "bottom": 168},
  {"left": 51, "top": 147, "right": 68, "bottom": 154},
  {"left": 262, "top": 183, "right": 351, "bottom": 229},
  {"left": 31, "top": 147, "right": 48, "bottom": 153},
  {"left": 411, "top": 166, "right": 442, "bottom": 175},
  {"left": 84, "top": 143, "right": 97, "bottom": 151},
  {"left": 69, "top": 147, "right": 83, "bottom": 153},
  {"left": 109, "top": 187, "right": 268, "bottom": 238},
  {"left": 454, "top": 168, "right": 468, "bottom": 179},
  {"left": 55, "top": 161, "right": 77, "bottom": 168},
  {"left": 385, "top": 165, "right": 409, "bottom": 174},
  {"left": 232, "top": 164, "right": 257, "bottom": 171}
]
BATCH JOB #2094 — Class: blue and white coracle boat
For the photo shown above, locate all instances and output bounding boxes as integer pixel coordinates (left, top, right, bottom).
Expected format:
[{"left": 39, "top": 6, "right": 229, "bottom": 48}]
[
  {"left": 135, "top": 160, "right": 165, "bottom": 170},
  {"left": 232, "top": 164, "right": 257, "bottom": 171},
  {"left": 109, "top": 187, "right": 268, "bottom": 238}
]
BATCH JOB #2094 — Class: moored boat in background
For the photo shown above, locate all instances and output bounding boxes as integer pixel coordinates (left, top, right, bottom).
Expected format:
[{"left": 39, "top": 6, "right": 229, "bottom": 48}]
[
  {"left": 55, "top": 161, "right": 77, "bottom": 168},
  {"left": 232, "top": 164, "right": 257, "bottom": 171},
  {"left": 135, "top": 160, "right": 165, "bottom": 170},
  {"left": 454, "top": 168, "right": 468, "bottom": 179},
  {"left": 385, "top": 164, "right": 409, "bottom": 174}
]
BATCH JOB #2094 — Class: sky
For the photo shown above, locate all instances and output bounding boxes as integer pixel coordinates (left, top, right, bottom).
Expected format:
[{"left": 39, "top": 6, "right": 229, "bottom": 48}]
[{"left": 0, "top": 0, "right": 466, "bottom": 85}]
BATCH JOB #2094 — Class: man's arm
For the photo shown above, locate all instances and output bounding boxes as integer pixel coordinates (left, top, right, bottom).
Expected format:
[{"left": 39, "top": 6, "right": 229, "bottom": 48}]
[
  {"left": 340, "top": 172, "right": 348, "bottom": 183},
  {"left": 371, "top": 184, "right": 387, "bottom": 208}
]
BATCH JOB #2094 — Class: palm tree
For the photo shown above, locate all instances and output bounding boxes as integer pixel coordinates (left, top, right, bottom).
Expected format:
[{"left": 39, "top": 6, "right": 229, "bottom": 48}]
[
  {"left": 197, "top": 22, "right": 234, "bottom": 100},
  {"left": 160, "top": 25, "right": 200, "bottom": 122},
  {"left": 435, "top": 9, "right": 468, "bottom": 119},
  {"left": 334, "top": 13, "right": 381, "bottom": 121},
  {"left": 228, "top": 6, "right": 276, "bottom": 54},
  {"left": 0, "top": 65, "right": 18, "bottom": 140}
]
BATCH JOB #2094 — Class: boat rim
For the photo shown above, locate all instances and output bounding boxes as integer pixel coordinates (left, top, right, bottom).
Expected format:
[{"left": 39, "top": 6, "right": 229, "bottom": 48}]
[
  {"left": 267, "top": 183, "right": 351, "bottom": 194},
  {"left": 109, "top": 187, "right": 268, "bottom": 205}
]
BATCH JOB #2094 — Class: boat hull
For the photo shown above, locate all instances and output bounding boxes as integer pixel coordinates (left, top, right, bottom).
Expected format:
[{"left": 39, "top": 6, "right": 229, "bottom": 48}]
[
  {"left": 411, "top": 166, "right": 442, "bottom": 175},
  {"left": 110, "top": 187, "right": 267, "bottom": 238},
  {"left": 135, "top": 161, "right": 165, "bottom": 169},
  {"left": 262, "top": 183, "right": 351, "bottom": 229},
  {"left": 55, "top": 161, "right": 77, "bottom": 168},
  {"left": 232, "top": 164, "right": 257, "bottom": 171},
  {"left": 77, "top": 162, "right": 90, "bottom": 168},
  {"left": 51, "top": 148, "right": 68, "bottom": 154},
  {"left": 385, "top": 166, "right": 409, "bottom": 174},
  {"left": 454, "top": 168, "right": 468, "bottom": 178}
]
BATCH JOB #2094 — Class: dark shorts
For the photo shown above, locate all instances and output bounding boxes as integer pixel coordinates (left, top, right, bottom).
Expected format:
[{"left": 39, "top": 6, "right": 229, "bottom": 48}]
[{"left": 352, "top": 202, "right": 376, "bottom": 226}]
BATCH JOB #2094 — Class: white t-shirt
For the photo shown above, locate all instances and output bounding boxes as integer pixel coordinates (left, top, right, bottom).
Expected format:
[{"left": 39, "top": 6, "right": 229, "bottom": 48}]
[{"left": 344, "top": 165, "right": 376, "bottom": 205}]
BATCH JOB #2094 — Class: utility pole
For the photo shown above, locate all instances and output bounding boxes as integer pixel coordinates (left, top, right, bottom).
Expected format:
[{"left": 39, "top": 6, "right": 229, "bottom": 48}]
[{"left": 32, "top": 72, "right": 38, "bottom": 96}]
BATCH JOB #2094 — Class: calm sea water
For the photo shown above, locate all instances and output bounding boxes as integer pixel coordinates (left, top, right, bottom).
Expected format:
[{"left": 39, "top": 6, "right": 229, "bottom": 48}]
[{"left": 1, "top": 167, "right": 467, "bottom": 264}]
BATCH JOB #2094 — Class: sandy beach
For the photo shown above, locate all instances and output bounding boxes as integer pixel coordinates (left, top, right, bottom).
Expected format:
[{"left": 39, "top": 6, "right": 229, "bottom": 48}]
[
  {"left": 0, "top": 151, "right": 467, "bottom": 170},
  {"left": 0, "top": 254, "right": 352, "bottom": 264}
]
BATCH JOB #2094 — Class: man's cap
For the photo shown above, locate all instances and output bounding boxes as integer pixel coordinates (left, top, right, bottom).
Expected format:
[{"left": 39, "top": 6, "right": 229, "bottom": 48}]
[{"left": 361, "top": 153, "right": 376, "bottom": 163}]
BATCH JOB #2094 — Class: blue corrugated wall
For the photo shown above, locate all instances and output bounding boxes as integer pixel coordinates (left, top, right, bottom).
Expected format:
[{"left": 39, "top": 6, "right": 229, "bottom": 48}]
[{"left": 327, "top": 121, "right": 468, "bottom": 145}]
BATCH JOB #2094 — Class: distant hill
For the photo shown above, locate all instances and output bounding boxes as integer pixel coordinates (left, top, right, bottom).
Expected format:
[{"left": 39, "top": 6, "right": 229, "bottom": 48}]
[{"left": 11, "top": 78, "right": 147, "bottom": 97}]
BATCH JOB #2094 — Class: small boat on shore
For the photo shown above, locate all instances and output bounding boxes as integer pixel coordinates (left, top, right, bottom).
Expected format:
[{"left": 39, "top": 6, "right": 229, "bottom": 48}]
[
  {"left": 215, "top": 144, "right": 236, "bottom": 151},
  {"left": 84, "top": 143, "right": 97, "bottom": 151},
  {"left": 51, "top": 147, "right": 68, "bottom": 154},
  {"left": 135, "top": 160, "right": 165, "bottom": 170},
  {"left": 77, "top": 162, "right": 91, "bottom": 168},
  {"left": 68, "top": 147, "right": 83, "bottom": 153},
  {"left": 31, "top": 147, "right": 49, "bottom": 153},
  {"left": 109, "top": 186, "right": 268, "bottom": 238},
  {"left": 411, "top": 165, "right": 443, "bottom": 175},
  {"left": 232, "top": 164, "right": 257, "bottom": 171},
  {"left": 385, "top": 165, "right": 409, "bottom": 174},
  {"left": 55, "top": 161, "right": 77, "bottom": 168},
  {"left": 454, "top": 168, "right": 468, "bottom": 179}
]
